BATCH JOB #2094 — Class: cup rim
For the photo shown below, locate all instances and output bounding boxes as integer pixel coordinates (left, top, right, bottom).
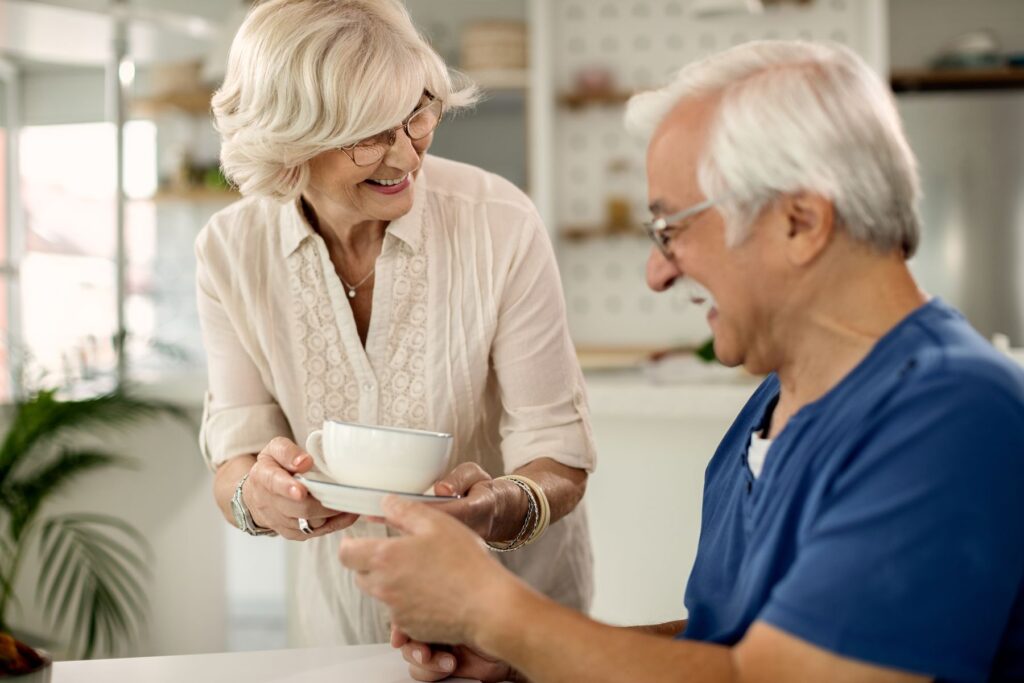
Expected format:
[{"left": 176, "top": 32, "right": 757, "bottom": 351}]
[{"left": 325, "top": 419, "right": 452, "bottom": 440}]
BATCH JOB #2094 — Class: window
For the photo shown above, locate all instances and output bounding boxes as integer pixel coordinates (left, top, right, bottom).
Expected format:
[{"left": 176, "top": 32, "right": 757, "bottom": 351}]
[{"left": 15, "top": 121, "right": 160, "bottom": 393}]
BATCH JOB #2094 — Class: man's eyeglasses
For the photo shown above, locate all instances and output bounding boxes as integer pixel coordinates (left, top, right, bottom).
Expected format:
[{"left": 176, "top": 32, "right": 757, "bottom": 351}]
[
  {"left": 643, "top": 197, "right": 722, "bottom": 261},
  {"left": 339, "top": 94, "right": 444, "bottom": 167}
]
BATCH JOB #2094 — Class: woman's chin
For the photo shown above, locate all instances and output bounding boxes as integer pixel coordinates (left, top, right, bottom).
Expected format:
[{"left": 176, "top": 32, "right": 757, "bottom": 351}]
[{"left": 357, "top": 184, "right": 412, "bottom": 216}]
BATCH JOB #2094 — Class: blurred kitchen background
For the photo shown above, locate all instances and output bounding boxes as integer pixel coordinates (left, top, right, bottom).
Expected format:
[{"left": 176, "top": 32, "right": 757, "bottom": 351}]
[{"left": 1, "top": 0, "right": 1023, "bottom": 661}]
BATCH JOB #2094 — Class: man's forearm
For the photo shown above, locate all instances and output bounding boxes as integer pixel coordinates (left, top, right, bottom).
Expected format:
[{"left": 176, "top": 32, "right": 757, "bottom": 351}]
[
  {"left": 477, "top": 586, "right": 734, "bottom": 683},
  {"left": 629, "top": 620, "right": 688, "bottom": 638}
]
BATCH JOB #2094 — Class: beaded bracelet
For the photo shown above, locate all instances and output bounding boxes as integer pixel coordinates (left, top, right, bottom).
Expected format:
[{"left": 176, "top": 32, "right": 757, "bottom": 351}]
[{"left": 486, "top": 476, "right": 538, "bottom": 553}]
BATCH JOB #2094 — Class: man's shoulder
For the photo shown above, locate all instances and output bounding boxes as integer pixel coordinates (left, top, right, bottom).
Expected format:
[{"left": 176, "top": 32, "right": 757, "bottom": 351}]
[
  {"left": 899, "top": 303, "right": 1024, "bottom": 416},
  {"left": 845, "top": 319, "right": 1024, "bottom": 488}
]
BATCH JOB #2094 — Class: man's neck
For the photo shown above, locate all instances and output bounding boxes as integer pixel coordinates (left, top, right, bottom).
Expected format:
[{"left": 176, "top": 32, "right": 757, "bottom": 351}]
[{"left": 767, "top": 255, "right": 927, "bottom": 438}]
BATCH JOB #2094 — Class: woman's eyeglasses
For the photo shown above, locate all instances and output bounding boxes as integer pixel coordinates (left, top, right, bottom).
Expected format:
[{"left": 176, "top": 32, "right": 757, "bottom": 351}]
[{"left": 339, "top": 94, "right": 444, "bottom": 167}]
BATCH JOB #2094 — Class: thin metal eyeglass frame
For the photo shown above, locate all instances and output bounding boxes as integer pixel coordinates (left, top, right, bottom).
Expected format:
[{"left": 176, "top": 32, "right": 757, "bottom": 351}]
[
  {"left": 339, "top": 94, "right": 443, "bottom": 166},
  {"left": 643, "top": 197, "right": 722, "bottom": 260}
]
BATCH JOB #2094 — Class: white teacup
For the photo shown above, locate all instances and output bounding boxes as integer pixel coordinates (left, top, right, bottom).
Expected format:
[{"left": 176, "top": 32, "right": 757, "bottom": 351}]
[{"left": 305, "top": 420, "right": 453, "bottom": 493}]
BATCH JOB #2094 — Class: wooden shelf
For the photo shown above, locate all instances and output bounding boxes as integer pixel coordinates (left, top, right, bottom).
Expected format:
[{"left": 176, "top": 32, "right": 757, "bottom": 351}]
[
  {"left": 561, "top": 225, "right": 644, "bottom": 242},
  {"left": 135, "top": 188, "right": 240, "bottom": 203},
  {"left": 132, "top": 89, "right": 214, "bottom": 116},
  {"left": 890, "top": 67, "right": 1024, "bottom": 93},
  {"left": 465, "top": 69, "right": 529, "bottom": 91},
  {"left": 558, "top": 90, "right": 635, "bottom": 109},
  {"left": 575, "top": 346, "right": 658, "bottom": 371},
  {"left": 556, "top": 68, "right": 1024, "bottom": 104}
]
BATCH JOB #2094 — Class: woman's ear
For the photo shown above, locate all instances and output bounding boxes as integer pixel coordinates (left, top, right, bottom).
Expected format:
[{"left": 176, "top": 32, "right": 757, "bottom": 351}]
[{"left": 782, "top": 192, "right": 835, "bottom": 266}]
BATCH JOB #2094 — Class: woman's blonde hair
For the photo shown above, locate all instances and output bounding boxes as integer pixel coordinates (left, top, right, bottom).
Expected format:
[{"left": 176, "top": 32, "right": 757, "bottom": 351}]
[{"left": 213, "top": 0, "right": 478, "bottom": 201}]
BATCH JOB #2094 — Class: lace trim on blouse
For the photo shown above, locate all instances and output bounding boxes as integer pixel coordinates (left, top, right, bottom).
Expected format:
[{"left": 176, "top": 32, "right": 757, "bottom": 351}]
[{"left": 288, "top": 225, "right": 429, "bottom": 432}]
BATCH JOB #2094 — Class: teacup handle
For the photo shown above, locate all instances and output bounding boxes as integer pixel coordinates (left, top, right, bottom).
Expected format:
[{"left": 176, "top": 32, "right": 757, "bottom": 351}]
[{"left": 304, "top": 430, "right": 330, "bottom": 474}]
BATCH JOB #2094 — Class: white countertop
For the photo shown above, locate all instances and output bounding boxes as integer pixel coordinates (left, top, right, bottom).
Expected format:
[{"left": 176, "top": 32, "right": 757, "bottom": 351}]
[
  {"left": 52, "top": 644, "right": 478, "bottom": 683},
  {"left": 583, "top": 369, "right": 761, "bottom": 420},
  {"left": 583, "top": 347, "right": 1024, "bottom": 420}
]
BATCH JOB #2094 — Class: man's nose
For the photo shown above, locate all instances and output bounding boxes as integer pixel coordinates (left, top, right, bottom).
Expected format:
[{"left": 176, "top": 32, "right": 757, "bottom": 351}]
[{"left": 646, "top": 247, "right": 681, "bottom": 292}]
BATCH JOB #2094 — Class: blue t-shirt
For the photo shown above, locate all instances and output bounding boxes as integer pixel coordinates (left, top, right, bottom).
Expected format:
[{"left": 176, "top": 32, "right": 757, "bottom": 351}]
[{"left": 680, "top": 299, "right": 1024, "bottom": 683}]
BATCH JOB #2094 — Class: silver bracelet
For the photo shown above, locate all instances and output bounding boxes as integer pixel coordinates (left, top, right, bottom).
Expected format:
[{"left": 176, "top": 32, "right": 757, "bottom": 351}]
[{"left": 486, "top": 477, "right": 537, "bottom": 553}]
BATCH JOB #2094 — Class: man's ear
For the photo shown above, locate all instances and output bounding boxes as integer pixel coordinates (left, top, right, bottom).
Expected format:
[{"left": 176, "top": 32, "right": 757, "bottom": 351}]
[{"left": 782, "top": 192, "right": 835, "bottom": 266}]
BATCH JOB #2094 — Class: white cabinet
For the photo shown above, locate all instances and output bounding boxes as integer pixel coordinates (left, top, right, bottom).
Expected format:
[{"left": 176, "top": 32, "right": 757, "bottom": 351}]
[{"left": 583, "top": 373, "right": 759, "bottom": 626}]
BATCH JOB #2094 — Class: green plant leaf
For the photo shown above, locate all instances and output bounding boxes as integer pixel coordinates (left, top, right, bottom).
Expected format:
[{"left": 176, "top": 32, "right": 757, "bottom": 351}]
[
  {"left": 695, "top": 336, "right": 718, "bottom": 363},
  {"left": 0, "top": 384, "right": 184, "bottom": 644},
  {"left": 0, "top": 539, "right": 19, "bottom": 627},
  {"left": 0, "top": 386, "right": 189, "bottom": 490},
  {"left": 50, "top": 561, "right": 84, "bottom": 635},
  {"left": 6, "top": 450, "right": 127, "bottom": 540},
  {"left": 74, "top": 538, "right": 147, "bottom": 615},
  {"left": 36, "top": 523, "right": 67, "bottom": 601},
  {"left": 38, "top": 523, "right": 75, "bottom": 622},
  {"left": 33, "top": 513, "right": 150, "bottom": 658}
]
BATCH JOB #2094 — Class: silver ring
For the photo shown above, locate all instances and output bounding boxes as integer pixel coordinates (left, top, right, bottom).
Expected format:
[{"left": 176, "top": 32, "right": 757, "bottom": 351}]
[{"left": 298, "top": 517, "right": 313, "bottom": 535}]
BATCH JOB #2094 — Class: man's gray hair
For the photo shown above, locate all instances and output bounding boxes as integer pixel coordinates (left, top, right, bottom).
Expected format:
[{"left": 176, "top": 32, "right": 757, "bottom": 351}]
[
  {"left": 626, "top": 40, "right": 921, "bottom": 257},
  {"left": 212, "top": 0, "right": 478, "bottom": 202}
]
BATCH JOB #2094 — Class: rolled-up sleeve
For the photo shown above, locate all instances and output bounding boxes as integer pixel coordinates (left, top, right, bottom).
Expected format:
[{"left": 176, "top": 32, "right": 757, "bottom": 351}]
[
  {"left": 491, "top": 211, "right": 597, "bottom": 474},
  {"left": 195, "top": 227, "right": 292, "bottom": 471}
]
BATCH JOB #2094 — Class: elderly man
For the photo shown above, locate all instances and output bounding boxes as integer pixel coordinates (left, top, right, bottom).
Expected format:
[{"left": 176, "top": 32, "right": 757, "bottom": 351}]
[{"left": 339, "top": 41, "right": 1024, "bottom": 683}]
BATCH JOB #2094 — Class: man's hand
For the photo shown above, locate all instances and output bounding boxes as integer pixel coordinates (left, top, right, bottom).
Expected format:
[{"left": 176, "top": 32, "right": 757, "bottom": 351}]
[{"left": 339, "top": 494, "right": 526, "bottom": 645}]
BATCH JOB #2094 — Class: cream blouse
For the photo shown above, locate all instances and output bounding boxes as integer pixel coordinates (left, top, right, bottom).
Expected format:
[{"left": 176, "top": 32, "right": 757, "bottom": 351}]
[{"left": 195, "top": 155, "right": 597, "bottom": 645}]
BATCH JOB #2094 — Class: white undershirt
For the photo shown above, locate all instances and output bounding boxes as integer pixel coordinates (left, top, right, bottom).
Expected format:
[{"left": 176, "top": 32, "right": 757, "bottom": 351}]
[{"left": 747, "top": 430, "right": 774, "bottom": 479}]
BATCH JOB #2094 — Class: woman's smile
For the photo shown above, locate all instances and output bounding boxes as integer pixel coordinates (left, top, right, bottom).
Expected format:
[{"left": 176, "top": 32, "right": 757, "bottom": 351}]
[{"left": 363, "top": 173, "right": 411, "bottom": 195}]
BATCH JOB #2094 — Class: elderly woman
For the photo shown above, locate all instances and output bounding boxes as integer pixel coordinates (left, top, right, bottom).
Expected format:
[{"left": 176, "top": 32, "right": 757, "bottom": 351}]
[{"left": 196, "top": 0, "right": 595, "bottom": 646}]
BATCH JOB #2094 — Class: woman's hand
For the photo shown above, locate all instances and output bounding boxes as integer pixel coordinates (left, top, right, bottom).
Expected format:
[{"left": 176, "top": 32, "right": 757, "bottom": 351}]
[
  {"left": 340, "top": 495, "right": 525, "bottom": 646},
  {"left": 430, "top": 463, "right": 526, "bottom": 543},
  {"left": 392, "top": 627, "right": 517, "bottom": 682},
  {"left": 244, "top": 437, "right": 359, "bottom": 540}
]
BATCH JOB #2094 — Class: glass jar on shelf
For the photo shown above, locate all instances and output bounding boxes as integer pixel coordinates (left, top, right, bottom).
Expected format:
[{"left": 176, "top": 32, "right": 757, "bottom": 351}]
[{"left": 604, "top": 158, "right": 633, "bottom": 234}]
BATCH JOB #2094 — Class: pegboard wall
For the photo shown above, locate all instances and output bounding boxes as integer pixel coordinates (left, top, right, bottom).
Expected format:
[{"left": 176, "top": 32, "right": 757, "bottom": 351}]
[{"left": 551, "top": 0, "right": 880, "bottom": 349}]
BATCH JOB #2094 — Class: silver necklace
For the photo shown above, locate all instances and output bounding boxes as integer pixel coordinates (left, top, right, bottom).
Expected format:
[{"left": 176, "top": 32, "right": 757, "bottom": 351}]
[{"left": 338, "top": 266, "right": 375, "bottom": 299}]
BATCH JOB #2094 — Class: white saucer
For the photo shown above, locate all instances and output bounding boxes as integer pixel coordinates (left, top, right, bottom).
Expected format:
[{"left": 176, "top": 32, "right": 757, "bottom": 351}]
[{"left": 295, "top": 473, "right": 460, "bottom": 517}]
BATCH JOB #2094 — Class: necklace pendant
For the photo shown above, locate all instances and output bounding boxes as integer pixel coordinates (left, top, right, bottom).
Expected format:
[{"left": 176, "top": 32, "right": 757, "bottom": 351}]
[{"left": 347, "top": 289, "right": 356, "bottom": 298}]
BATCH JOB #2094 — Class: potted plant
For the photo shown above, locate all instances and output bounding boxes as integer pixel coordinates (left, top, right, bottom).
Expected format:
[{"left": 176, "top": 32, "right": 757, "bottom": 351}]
[{"left": 0, "top": 385, "right": 187, "bottom": 675}]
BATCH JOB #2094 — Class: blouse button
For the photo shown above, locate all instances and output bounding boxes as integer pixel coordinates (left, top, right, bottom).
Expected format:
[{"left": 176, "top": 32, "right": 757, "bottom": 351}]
[{"left": 363, "top": 382, "right": 375, "bottom": 392}]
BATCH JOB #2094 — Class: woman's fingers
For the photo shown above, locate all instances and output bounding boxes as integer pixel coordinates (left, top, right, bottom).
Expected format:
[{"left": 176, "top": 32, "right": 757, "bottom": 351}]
[
  {"left": 259, "top": 436, "right": 314, "bottom": 473},
  {"left": 433, "top": 462, "right": 491, "bottom": 496},
  {"left": 407, "top": 664, "right": 450, "bottom": 682},
  {"left": 243, "top": 437, "right": 361, "bottom": 539},
  {"left": 311, "top": 512, "right": 359, "bottom": 536},
  {"left": 251, "top": 451, "right": 308, "bottom": 502},
  {"left": 254, "top": 511, "right": 355, "bottom": 541},
  {"left": 400, "top": 642, "right": 456, "bottom": 681},
  {"left": 391, "top": 625, "right": 410, "bottom": 648},
  {"left": 269, "top": 485, "right": 347, "bottom": 519},
  {"left": 401, "top": 643, "right": 512, "bottom": 683}
]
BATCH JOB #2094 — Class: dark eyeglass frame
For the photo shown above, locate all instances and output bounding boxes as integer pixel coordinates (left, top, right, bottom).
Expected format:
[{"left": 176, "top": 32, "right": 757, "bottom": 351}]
[
  {"left": 339, "top": 93, "right": 443, "bottom": 167},
  {"left": 643, "top": 197, "right": 723, "bottom": 260}
]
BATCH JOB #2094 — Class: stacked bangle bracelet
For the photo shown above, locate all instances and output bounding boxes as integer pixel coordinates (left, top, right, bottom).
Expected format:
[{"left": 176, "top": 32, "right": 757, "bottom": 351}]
[{"left": 486, "top": 474, "right": 551, "bottom": 552}]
